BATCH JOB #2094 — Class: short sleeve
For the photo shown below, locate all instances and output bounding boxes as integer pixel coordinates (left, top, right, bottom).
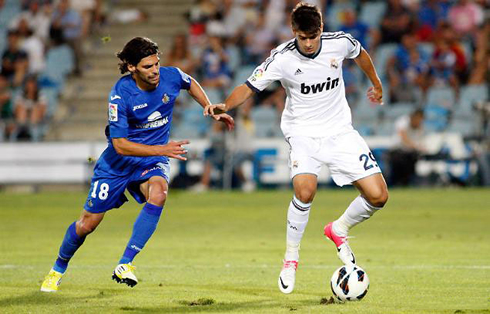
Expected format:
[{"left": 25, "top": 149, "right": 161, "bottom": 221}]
[
  {"left": 176, "top": 67, "right": 191, "bottom": 90},
  {"left": 108, "top": 88, "right": 129, "bottom": 138},
  {"left": 344, "top": 33, "right": 362, "bottom": 59},
  {"left": 246, "top": 49, "right": 283, "bottom": 92}
]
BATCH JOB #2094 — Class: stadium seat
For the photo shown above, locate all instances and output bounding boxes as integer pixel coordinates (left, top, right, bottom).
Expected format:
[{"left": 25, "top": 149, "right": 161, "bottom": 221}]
[
  {"left": 41, "top": 87, "right": 60, "bottom": 117},
  {"left": 233, "top": 65, "right": 255, "bottom": 87},
  {"left": 426, "top": 86, "right": 456, "bottom": 109},
  {"left": 250, "top": 105, "right": 281, "bottom": 138},
  {"left": 384, "top": 103, "right": 414, "bottom": 120},
  {"left": 39, "top": 45, "right": 75, "bottom": 91},
  {"left": 203, "top": 88, "right": 224, "bottom": 104},
  {"left": 359, "top": 2, "right": 387, "bottom": 29},
  {"left": 326, "top": 2, "right": 355, "bottom": 31},
  {"left": 447, "top": 118, "right": 478, "bottom": 138},
  {"left": 374, "top": 44, "right": 398, "bottom": 83},
  {"left": 456, "top": 84, "right": 488, "bottom": 115},
  {"left": 424, "top": 104, "right": 450, "bottom": 132},
  {"left": 226, "top": 45, "right": 242, "bottom": 73}
]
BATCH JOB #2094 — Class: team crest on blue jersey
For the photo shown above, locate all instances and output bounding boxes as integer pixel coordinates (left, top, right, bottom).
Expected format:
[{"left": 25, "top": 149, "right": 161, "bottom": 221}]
[
  {"left": 162, "top": 93, "right": 170, "bottom": 104},
  {"left": 330, "top": 59, "right": 339, "bottom": 69}
]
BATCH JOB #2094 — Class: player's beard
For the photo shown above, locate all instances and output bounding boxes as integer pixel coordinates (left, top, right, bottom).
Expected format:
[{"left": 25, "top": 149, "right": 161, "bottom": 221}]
[{"left": 136, "top": 69, "right": 159, "bottom": 88}]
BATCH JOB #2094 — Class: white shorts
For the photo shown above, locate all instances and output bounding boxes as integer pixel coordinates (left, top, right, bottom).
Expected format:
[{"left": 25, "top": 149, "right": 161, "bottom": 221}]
[{"left": 287, "top": 130, "right": 382, "bottom": 186}]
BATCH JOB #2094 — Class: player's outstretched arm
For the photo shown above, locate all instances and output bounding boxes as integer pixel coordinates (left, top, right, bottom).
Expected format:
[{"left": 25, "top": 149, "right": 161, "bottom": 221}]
[
  {"left": 187, "top": 77, "right": 235, "bottom": 131},
  {"left": 203, "top": 84, "right": 254, "bottom": 117},
  {"left": 354, "top": 48, "right": 383, "bottom": 105},
  {"left": 112, "top": 137, "right": 189, "bottom": 160}
]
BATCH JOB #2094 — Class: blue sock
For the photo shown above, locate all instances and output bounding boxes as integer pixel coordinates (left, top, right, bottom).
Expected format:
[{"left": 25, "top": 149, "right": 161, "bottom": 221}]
[
  {"left": 53, "top": 222, "right": 86, "bottom": 274},
  {"left": 119, "top": 203, "right": 163, "bottom": 264}
]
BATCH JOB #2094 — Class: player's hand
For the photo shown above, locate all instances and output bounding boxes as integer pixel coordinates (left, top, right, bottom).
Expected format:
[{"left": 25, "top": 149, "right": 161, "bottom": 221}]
[
  {"left": 367, "top": 86, "right": 383, "bottom": 105},
  {"left": 203, "top": 103, "right": 227, "bottom": 117},
  {"left": 161, "top": 140, "right": 189, "bottom": 161},
  {"left": 214, "top": 113, "right": 235, "bottom": 131}
]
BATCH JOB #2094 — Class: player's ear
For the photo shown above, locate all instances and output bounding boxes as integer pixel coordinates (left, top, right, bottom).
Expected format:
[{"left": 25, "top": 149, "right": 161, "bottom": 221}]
[{"left": 127, "top": 63, "right": 136, "bottom": 73}]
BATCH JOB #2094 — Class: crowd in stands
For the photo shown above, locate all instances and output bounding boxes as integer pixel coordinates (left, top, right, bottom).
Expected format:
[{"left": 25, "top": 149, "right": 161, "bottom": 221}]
[
  {"left": 0, "top": 0, "right": 102, "bottom": 141},
  {"left": 161, "top": 0, "right": 489, "bottom": 189},
  {"left": 165, "top": 0, "right": 488, "bottom": 141}
]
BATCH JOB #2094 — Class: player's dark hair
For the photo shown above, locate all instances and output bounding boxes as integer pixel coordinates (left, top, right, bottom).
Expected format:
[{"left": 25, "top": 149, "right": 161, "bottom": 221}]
[
  {"left": 116, "top": 37, "right": 159, "bottom": 74},
  {"left": 412, "top": 108, "right": 424, "bottom": 117},
  {"left": 291, "top": 2, "right": 322, "bottom": 34}
]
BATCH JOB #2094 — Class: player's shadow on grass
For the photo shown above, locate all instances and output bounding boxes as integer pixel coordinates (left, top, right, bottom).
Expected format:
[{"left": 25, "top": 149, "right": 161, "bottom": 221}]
[
  {"left": 118, "top": 299, "right": 320, "bottom": 313},
  {"left": 0, "top": 290, "right": 111, "bottom": 307}
]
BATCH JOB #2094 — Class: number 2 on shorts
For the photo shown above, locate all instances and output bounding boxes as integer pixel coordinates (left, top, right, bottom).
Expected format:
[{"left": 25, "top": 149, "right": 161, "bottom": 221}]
[
  {"left": 91, "top": 180, "right": 110, "bottom": 200},
  {"left": 359, "top": 152, "right": 378, "bottom": 171}
]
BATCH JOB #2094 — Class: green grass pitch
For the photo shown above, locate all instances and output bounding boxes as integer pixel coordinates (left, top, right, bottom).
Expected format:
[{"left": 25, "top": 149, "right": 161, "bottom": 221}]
[{"left": 0, "top": 188, "right": 489, "bottom": 313}]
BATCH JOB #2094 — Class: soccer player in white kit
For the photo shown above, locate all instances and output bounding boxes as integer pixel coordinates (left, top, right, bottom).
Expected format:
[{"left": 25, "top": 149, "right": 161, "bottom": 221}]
[{"left": 204, "top": 2, "right": 389, "bottom": 294}]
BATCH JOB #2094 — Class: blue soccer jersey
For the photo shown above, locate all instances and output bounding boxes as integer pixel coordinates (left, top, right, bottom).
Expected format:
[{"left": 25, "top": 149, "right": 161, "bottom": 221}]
[{"left": 84, "top": 67, "right": 191, "bottom": 213}]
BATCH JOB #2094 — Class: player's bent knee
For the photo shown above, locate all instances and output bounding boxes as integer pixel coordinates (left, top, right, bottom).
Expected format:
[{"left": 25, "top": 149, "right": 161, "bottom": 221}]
[
  {"left": 366, "top": 189, "right": 389, "bottom": 208},
  {"left": 295, "top": 190, "right": 315, "bottom": 204},
  {"left": 148, "top": 192, "right": 167, "bottom": 207},
  {"left": 76, "top": 220, "right": 98, "bottom": 236}
]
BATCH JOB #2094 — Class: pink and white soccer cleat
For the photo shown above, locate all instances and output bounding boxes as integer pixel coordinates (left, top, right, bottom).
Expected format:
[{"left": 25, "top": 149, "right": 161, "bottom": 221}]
[
  {"left": 278, "top": 260, "right": 298, "bottom": 294},
  {"left": 324, "top": 222, "right": 356, "bottom": 265}
]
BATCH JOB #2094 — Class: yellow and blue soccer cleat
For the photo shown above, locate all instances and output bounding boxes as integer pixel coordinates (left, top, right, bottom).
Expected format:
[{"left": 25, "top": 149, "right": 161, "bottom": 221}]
[
  {"left": 40, "top": 269, "right": 63, "bottom": 292},
  {"left": 112, "top": 263, "right": 138, "bottom": 287}
]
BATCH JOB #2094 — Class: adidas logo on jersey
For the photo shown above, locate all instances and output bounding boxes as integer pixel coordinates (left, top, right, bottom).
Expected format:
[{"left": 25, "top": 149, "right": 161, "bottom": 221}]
[
  {"left": 300, "top": 77, "right": 340, "bottom": 94},
  {"left": 294, "top": 68, "right": 303, "bottom": 75}
]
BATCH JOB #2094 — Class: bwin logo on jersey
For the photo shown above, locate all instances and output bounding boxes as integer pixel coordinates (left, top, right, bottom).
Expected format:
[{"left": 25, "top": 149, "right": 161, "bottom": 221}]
[{"left": 300, "top": 77, "right": 339, "bottom": 94}]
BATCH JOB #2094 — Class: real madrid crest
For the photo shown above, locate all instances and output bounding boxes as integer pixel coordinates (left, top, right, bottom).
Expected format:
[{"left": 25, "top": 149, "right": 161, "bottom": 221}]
[
  {"left": 330, "top": 58, "right": 338, "bottom": 69},
  {"left": 162, "top": 93, "right": 170, "bottom": 104}
]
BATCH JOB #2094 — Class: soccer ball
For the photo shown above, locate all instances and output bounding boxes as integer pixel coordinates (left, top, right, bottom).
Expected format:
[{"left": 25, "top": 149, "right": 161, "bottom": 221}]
[{"left": 330, "top": 265, "right": 369, "bottom": 302}]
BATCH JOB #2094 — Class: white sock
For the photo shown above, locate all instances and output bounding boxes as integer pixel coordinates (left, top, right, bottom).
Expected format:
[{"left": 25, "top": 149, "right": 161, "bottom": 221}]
[
  {"left": 285, "top": 196, "right": 311, "bottom": 261},
  {"left": 333, "top": 195, "right": 382, "bottom": 237}
]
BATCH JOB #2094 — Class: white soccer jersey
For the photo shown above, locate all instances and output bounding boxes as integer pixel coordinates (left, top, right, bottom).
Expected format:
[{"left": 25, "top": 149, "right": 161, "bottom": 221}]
[{"left": 246, "top": 31, "right": 362, "bottom": 138}]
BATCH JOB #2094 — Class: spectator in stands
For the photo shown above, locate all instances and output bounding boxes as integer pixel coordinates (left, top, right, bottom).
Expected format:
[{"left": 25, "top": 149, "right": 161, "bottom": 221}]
[
  {"left": 339, "top": 8, "right": 372, "bottom": 50},
  {"left": 415, "top": 0, "right": 451, "bottom": 42},
  {"left": 388, "top": 108, "right": 426, "bottom": 186},
  {"left": 1, "top": 30, "right": 28, "bottom": 87},
  {"left": 200, "top": 35, "right": 232, "bottom": 89},
  {"left": 243, "top": 11, "right": 276, "bottom": 65},
  {"left": 0, "top": 74, "right": 14, "bottom": 141},
  {"left": 9, "top": 1, "right": 52, "bottom": 42},
  {"left": 12, "top": 75, "right": 47, "bottom": 141},
  {"left": 69, "top": 0, "right": 96, "bottom": 39},
  {"left": 380, "top": 0, "right": 414, "bottom": 44},
  {"left": 387, "top": 32, "right": 430, "bottom": 103},
  {"left": 429, "top": 34, "right": 460, "bottom": 93},
  {"left": 165, "top": 34, "right": 196, "bottom": 76},
  {"left": 51, "top": 0, "right": 83, "bottom": 75},
  {"left": 16, "top": 18, "right": 45, "bottom": 74},
  {"left": 448, "top": 0, "right": 484, "bottom": 40}
]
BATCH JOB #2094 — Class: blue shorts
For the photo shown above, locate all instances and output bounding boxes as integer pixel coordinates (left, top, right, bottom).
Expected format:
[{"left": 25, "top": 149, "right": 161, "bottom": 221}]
[{"left": 83, "top": 158, "right": 170, "bottom": 213}]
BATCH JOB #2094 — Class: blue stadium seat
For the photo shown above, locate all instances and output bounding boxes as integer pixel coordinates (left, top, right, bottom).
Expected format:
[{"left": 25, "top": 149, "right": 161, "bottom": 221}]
[
  {"left": 233, "top": 65, "right": 255, "bottom": 88},
  {"left": 384, "top": 103, "right": 415, "bottom": 119},
  {"left": 456, "top": 84, "right": 488, "bottom": 115},
  {"left": 359, "top": 2, "right": 387, "bottom": 29},
  {"left": 374, "top": 44, "right": 398, "bottom": 83},
  {"left": 226, "top": 45, "right": 242, "bottom": 73},
  {"left": 41, "top": 87, "right": 60, "bottom": 118},
  {"left": 424, "top": 105, "right": 450, "bottom": 132},
  {"left": 203, "top": 88, "right": 223, "bottom": 104},
  {"left": 326, "top": 2, "right": 355, "bottom": 31},
  {"left": 447, "top": 118, "right": 478, "bottom": 137},
  {"left": 250, "top": 105, "right": 281, "bottom": 138},
  {"left": 426, "top": 86, "right": 456, "bottom": 108},
  {"left": 39, "top": 45, "right": 75, "bottom": 91}
]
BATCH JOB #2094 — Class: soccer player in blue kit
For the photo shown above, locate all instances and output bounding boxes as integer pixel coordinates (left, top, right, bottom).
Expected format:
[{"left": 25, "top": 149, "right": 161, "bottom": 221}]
[{"left": 40, "top": 37, "right": 234, "bottom": 292}]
